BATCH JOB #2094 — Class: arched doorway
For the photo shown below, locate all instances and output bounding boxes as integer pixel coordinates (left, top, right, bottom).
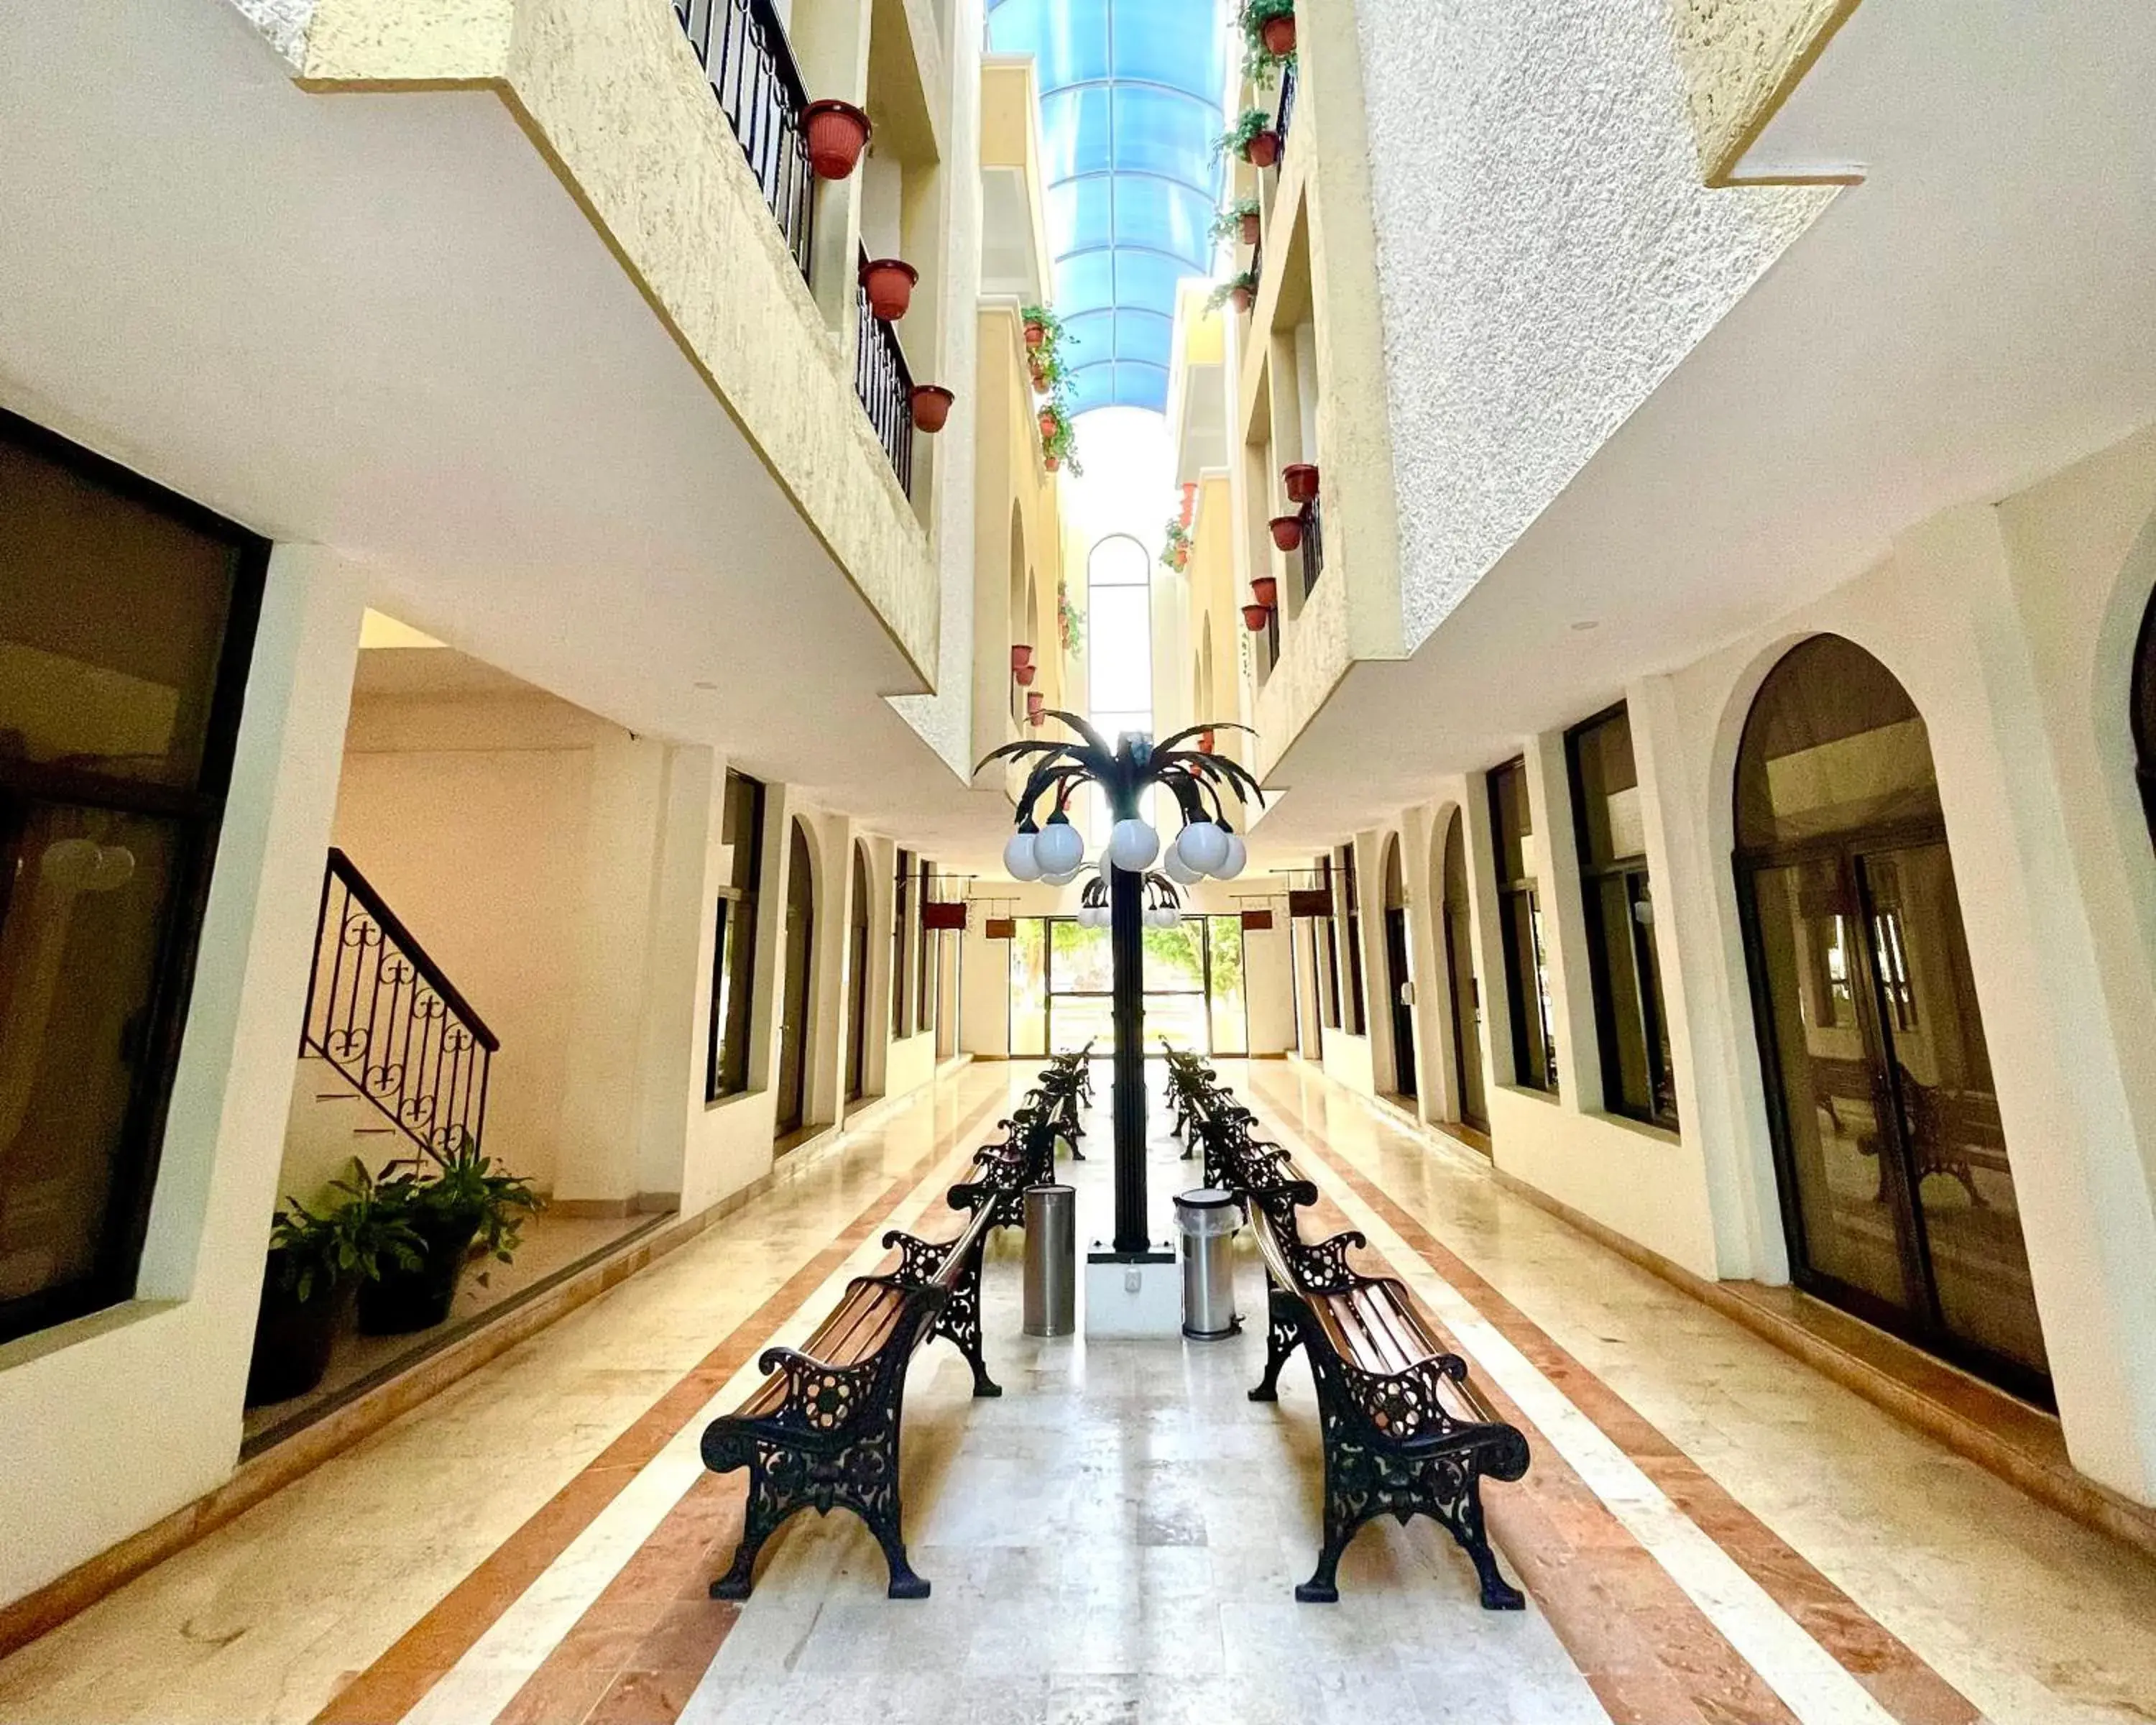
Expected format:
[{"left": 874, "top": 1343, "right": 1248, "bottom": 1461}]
[
  {"left": 1381, "top": 835, "right": 1416, "bottom": 1100},
  {"left": 775, "top": 820, "right": 816, "bottom": 1141},
  {"left": 1734, "top": 635, "right": 2048, "bottom": 1402},
  {"left": 846, "top": 841, "right": 872, "bottom": 1103},
  {"left": 1439, "top": 811, "right": 1488, "bottom": 1136},
  {"left": 2134, "top": 586, "right": 2156, "bottom": 843}
]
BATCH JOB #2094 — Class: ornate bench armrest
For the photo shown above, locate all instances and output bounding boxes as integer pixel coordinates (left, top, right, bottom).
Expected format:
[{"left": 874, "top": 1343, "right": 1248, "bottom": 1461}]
[
  {"left": 748, "top": 1345, "right": 893, "bottom": 1436},
  {"left": 1289, "top": 1229, "right": 1368, "bottom": 1292},
  {"left": 882, "top": 1229, "right": 954, "bottom": 1287}
]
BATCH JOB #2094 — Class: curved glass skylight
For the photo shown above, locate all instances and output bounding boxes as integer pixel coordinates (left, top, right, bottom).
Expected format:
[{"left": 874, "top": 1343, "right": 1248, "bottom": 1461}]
[{"left": 987, "top": 0, "right": 1225, "bottom": 415}]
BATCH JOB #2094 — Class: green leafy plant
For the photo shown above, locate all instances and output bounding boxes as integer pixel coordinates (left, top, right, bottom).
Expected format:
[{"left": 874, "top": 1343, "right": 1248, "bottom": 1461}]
[
  {"left": 1020, "top": 303, "right": 1067, "bottom": 348},
  {"left": 1161, "top": 518, "right": 1193, "bottom": 573},
  {"left": 1238, "top": 0, "right": 1296, "bottom": 85},
  {"left": 389, "top": 1131, "right": 543, "bottom": 1266},
  {"left": 1038, "top": 400, "right": 1084, "bottom": 477},
  {"left": 1056, "top": 577, "right": 1084, "bottom": 657},
  {"left": 1213, "top": 108, "right": 1275, "bottom": 162},
  {"left": 267, "top": 1160, "right": 425, "bottom": 1305},
  {"left": 1210, "top": 196, "right": 1261, "bottom": 247},
  {"left": 1205, "top": 270, "right": 1261, "bottom": 314}
]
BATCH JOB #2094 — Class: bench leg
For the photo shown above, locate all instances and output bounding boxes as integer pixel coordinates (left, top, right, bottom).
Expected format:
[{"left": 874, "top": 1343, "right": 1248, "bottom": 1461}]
[
  {"left": 934, "top": 1254, "right": 1003, "bottom": 1398},
  {"left": 1444, "top": 1481, "right": 1525, "bottom": 1612},
  {"left": 1248, "top": 1288, "right": 1302, "bottom": 1402}
]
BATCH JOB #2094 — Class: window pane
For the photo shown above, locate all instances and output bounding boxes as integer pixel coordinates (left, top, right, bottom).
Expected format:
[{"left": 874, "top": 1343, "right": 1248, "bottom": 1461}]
[
  {"left": 1207, "top": 916, "right": 1248, "bottom": 1055},
  {"left": 1501, "top": 888, "right": 1557, "bottom": 1093},
  {"left": 0, "top": 439, "right": 249, "bottom": 790},
  {"left": 1087, "top": 586, "right": 1152, "bottom": 710},
  {"left": 1491, "top": 759, "right": 1532, "bottom": 880},
  {"left": 0, "top": 801, "right": 180, "bottom": 1303},
  {"left": 1592, "top": 874, "right": 1651, "bottom": 1116},
  {"left": 1142, "top": 916, "right": 1204, "bottom": 992},
  {"left": 1010, "top": 919, "right": 1047, "bottom": 1057},
  {"left": 1572, "top": 709, "right": 1644, "bottom": 867}
]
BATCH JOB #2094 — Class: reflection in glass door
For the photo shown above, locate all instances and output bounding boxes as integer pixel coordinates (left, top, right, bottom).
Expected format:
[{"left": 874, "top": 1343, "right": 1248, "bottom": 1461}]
[{"left": 1005, "top": 914, "right": 1246, "bottom": 1057}]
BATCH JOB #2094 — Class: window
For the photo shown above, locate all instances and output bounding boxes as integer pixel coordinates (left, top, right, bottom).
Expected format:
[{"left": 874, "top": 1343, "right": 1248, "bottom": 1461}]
[
  {"left": 1337, "top": 843, "right": 1366, "bottom": 1036},
  {"left": 0, "top": 410, "right": 269, "bottom": 1344},
  {"left": 706, "top": 770, "right": 766, "bottom": 1099},
  {"left": 892, "top": 847, "right": 913, "bottom": 1039},
  {"left": 1567, "top": 706, "right": 1676, "bottom": 1127},
  {"left": 1317, "top": 855, "right": 1342, "bottom": 1029},
  {"left": 1489, "top": 758, "right": 1557, "bottom": 1093}
]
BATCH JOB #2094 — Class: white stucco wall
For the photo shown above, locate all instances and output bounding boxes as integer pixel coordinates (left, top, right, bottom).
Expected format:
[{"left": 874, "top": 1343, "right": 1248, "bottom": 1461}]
[
  {"left": 224, "top": 0, "right": 315, "bottom": 67},
  {"left": 1353, "top": 0, "right": 1835, "bottom": 648}
]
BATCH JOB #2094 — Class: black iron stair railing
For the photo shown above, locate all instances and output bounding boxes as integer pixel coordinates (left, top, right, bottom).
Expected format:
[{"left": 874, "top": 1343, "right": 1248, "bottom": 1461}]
[
  {"left": 856, "top": 246, "right": 916, "bottom": 495},
  {"left": 300, "top": 848, "right": 497, "bottom": 1159},
  {"left": 675, "top": 0, "right": 817, "bottom": 285}
]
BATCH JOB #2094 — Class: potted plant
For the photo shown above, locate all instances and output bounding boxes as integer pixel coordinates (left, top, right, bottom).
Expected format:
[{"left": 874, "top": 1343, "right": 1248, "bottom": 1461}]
[
  {"left": 1284, "top": 461, "right": 1319, "bottom": 502},
  {"left": 1161, "top": 518, "right": 1193, "bottom": 574},
  {"left": 859, "top": 257, "right": 918, "bottom": 321},
  {"left": 1026, "top": 690, "right": 1046, "bottom": 724},
  {"left": 1269, "top": 514, "right": 1304, "bottom": 551},
  {"left": 1215, "top": 109, "right": 1281, "bottom": 170},
  {"left": 1057, "top": 577, "right": 1084, "bottom": 659},
  {"left": 1243, "top": 602, "right": 1273, "bottom": 633},
  {"left": 1021, "top": 303, "right": 1064, "bottom": 351},
  {"left": 1207, "top": 271, "right": 1261, "bottom": 316},
  {"left": 911, "top": 384, "right": 955, "bottom": 433},
  {"left": 1253, "top": 574, "right": 1279, "bottom": 607},
  {"left": 1210, "top": 196, "right": 1263, "bottom": 249},
  {"left": 1240, "top": 0, "right": 1297, "bottom": 70},
  {"left": 247, "top": 1161, "right": 423, "bottom": 1406},
  {"left": 1011, "top": 643, "right": 1033, "bottom": 671},
  {"left": 1013, "top": 661, "right": 1037, "bottom": 688},
  {"left": 1040, "top": 402, "right": 1082, "bottom": 475},
  {"left": 1198, "top": 729, "right": 1217, "bottom": 755},
  {"left": 798, "top": 99, "right": 872, "bottom": 179},
  {"left": 357, "top": 1133, "right": 541, "bottom": 1337}
]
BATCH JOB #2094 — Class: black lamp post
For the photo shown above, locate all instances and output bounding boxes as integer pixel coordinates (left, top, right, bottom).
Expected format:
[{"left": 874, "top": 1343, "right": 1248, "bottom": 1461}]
[{"left": 980, "top": 714, "right": 1261, "bottom": 1256}]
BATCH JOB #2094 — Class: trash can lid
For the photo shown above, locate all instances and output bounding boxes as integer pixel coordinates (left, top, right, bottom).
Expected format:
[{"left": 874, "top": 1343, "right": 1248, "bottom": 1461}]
[{"left": 1174, "top": 1188, "right": 1238, "bottom": 1211}]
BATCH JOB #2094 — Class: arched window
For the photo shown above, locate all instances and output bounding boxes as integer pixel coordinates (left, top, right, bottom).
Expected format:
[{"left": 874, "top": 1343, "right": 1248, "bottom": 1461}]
[
  {"left": 2134, "top": 589, "right": 2156, "bottom": 842},
  {"left": 1733, "top": 636, "right": 2049, "bottom": 1403}
]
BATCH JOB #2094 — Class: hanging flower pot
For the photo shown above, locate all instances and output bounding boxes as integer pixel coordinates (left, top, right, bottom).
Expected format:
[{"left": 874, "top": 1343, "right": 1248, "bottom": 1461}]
[
  {"left": 1252, "top": 575, "right": 1279, "bottom": 607},
  {"left": 1038, "top": 410, "right": 1060, "bottom": 441},
  {"left": 1026, "top": 690, "right": 1046, "bottom": 723},
  {"left": 859, "top": 257, "right": 918, "bottom": 321},
  {"left": 1243, "top": 602, "right": 1272, "bottom": 633},
  {"left": 1284, "top": 462, "right": 1319, "bottom": 503},
  {"left": 910, "top": 384, "right": 955, "bottom": 433},
  {"left": 799, "top": 99, "right": 872, "bottom": 180},
  {"left": 1231, "top": 284, "right": 1255, "bottom": 314},
  {"left": 1011, "top": 643, "right": 1033, "bottom": 671},
  {"left": 1199, "top": 729, "right": 1217, "bottom": 755},
  {"left": 1013, "top": 662, "right": 1037, "bottom": 687},
  {"left": 1241, "top": 211, "right": 1261, "bottom": 246},
  {"left": 1261, "top": 14, "right": 1297, "bottom": 56},
  {"left": 1243, "top": 129, "right": 1281, "bottom": 170},
  {"left": 1268, "top": 514, "right": 1304, "bottom": 552},
  {"left": 1024, "top": 318, "right": 1047, "bottom": 350},
  {"left": 1044, "top": 454, "right": 1061, "bottom": 473}
]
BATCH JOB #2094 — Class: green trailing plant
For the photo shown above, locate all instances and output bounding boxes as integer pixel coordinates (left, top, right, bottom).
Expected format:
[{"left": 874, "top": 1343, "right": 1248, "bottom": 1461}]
[
  {"left": 1210, "top": 196, "right": 1261, "bottom": 247},
  {"left": 1214, "top": 108, "right": 1275, "bottom": 162},
  {"left": 1238, "top": 0, "right": 1297, "bottom": 85},
  {"left": 1161, "top": 518, "right": 1193, "bottom": 573},
  {"left": 1019, "top": 303, "right": 1068, "bottom": 349},
  {"left": 1038, "top": 400, "right": 1084, "bottom": 477},
  {"left": 1205, "top": 270, "right": 1261, "bottom": 314},
  {"left": 267, "top": 1160, "right": 425, "bottom": 1305},
  {"left": 389, "top": 1130, "right": 544, "bottom": 1266},
  {"left": 1056, "top": 577, "right": 1084, "bottom": 657}
]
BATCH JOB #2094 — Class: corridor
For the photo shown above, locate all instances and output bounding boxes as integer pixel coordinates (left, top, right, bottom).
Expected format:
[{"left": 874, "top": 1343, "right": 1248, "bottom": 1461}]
[{"left": 1, "top": 1060, "right": 2150, "bottom": 1725}]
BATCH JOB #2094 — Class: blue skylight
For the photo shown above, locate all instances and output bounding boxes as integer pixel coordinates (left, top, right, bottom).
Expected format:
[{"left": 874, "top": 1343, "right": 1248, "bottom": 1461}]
[{"left": 987, "top": 0, "right": 1225, "bottom": 415}]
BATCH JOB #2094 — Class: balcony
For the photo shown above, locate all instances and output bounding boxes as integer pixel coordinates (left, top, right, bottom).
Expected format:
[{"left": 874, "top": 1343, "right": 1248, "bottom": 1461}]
[
  {"left": 856, "top": 247, "right": 916, "bottom": 495},
  {"left": 673, "top": 0, "right": 817, "bottom": 284}
]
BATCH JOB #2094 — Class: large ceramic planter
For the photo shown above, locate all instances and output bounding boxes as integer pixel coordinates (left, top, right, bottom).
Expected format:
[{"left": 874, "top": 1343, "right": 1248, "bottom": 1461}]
[
  {"left": 357, "top": 1211, "right": 479, "bottom": 1336},
  {"left": 246, "top": 1260, "right": 356, "bottom": 1407},
  {"left": 799, "top": 100, "right": 871, "bottom": 180},
  {"left": 911, "top": 385, "right": 955, "bottom": 433},
  {"left": 859, "top": 258, "right": 918, "bottom": 321}
]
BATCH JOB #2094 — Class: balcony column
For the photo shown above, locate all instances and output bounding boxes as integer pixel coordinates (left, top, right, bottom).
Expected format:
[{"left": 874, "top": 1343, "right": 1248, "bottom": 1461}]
[{"left": 790, "top": 0, "right": 872, "bottom": 346}]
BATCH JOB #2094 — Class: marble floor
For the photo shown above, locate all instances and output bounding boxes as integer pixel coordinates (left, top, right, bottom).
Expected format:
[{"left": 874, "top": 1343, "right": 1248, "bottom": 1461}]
[{"left": 1, "top": 1058, "right": 2152, "bottom": 1724}]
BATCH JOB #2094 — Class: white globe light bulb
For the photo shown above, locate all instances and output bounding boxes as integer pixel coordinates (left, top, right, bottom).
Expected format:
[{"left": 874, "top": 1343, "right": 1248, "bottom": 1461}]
[
  {"left": 1003, "top": 829, "right": 1042, "bottom": 881},
  {"left": 1217, "top": 832, "right": 1248, "bottom": 879},
  {"left": 1044, "top": 864, "right": 1082, "bottom": 888},
  {"left": 1107, "top": 817, "right": 1160, "bottom": 873},
  {"left": 1161, "top": 846, "right": 1200, "bottom": 885},
  {"left": 1033, "top": 819, "right": 1084, "bottom": 876},
  {"left": 1177, "top": 820, "right": 1229, "bottom": 875}
]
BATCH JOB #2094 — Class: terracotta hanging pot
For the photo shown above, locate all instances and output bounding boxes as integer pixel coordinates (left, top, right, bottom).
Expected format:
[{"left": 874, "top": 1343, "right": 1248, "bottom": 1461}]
[
  {"left": 1013, "top": 663, "right": 1037, "bottom": 688},
  {"left": 1243, "top": 602, "right": 1272, "bottom": 633},
  {"left": 859, "top": 257, "right": 918, "bottom": 321},
  {"left": 1011, "top": 643, "right": 1033, "bottom": 671},
  {"left": 1231, "top": 285, "right": 1254, "bottom": 314},
  {"left": 1252, "top": 575, "right": 1279, "bottom": 607},
  {"left": 1241, "top": 211, "right": 1261, "bottom": 246},
  {"left": 1243, "top": 129, "right": 1281, "bottom": 170},
  {"left": 1284, "top": 462, "right": 1319, "bottom": 503},
  {"left": 1268, "top": 515, "right": 1304, "bottom": 552},
  {"left": 1038, "top": 410, "right": 1059, "bottom": 440},
  {"left": 1024, "top": 320, "right": 1047, "bottom": 350},
  {"left": 1044, "top": 454, "right": 1061, "bottom": 473},
  {"left": 910, "top": 384, "right": 955, "bottom": 433},
  {"left": 1199, "top": 729, "right": 1217, "bottom": 755},
  {"left": 1260, "top": 14, "right": 1297, "bottom": 56},
  {"left": 1026, "top": 691, "right": 1046, "bottom": 722},
  {"left": 799, "top": 99, "right": 872, "bottom": 180}
]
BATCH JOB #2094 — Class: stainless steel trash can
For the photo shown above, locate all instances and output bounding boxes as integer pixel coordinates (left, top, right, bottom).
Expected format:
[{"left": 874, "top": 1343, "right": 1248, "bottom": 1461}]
[
  {"left": 1174, "top": 1189, "right": 1240, "bottom": 1340},
  {"left": 1023, "top": 1184, "right": 1076, "bottom": 1337}
]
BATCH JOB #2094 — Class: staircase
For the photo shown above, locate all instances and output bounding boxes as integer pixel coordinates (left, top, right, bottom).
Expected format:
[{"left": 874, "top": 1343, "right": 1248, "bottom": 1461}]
[{"left": 289, "top": 849, "right": 498, "bottom": 1189}]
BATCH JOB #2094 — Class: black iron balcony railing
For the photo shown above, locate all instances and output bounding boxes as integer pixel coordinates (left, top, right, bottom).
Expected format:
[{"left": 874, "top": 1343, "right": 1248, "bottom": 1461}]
[
  {"left": 675, "top": 0, "right": 816, "bottom": 285},
  {"left": 300, "top": 848, "right": 497, "bottom": 1159},
  {"left": 1300, "top": 494, "right": 1325, "bottom": 597},
  {"left": 1275, "top": 59, "right": 1299, "bottom": 157},
  {"left": 856, "top": 247, "right": 916, "bottom": 495}
]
